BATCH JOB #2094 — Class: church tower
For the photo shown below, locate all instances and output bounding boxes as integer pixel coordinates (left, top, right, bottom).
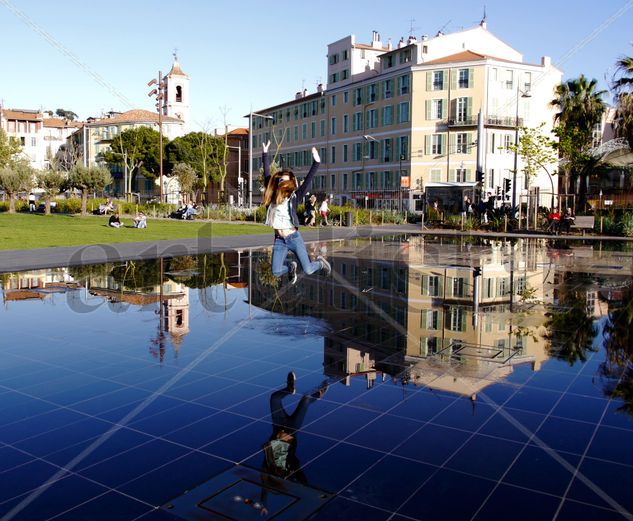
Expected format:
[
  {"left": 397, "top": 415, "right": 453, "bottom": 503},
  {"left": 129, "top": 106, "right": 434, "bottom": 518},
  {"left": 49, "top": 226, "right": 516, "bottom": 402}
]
[{"left": 163, "top": 53, "right": 190, "bottom": 131}]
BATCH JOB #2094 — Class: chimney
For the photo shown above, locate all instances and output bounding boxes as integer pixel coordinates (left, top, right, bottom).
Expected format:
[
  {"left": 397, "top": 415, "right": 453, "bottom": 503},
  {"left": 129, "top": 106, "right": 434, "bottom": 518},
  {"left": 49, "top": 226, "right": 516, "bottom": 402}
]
[
  {"left": 398, "top": 37, "right": 405, "bottom": 49},
  {"left": 303, "top": 89, "right": 308, "bottom": 97},
  {"left": 387, "top": 38, "right": 392, "bottom": 51},
  {"left": 541, "top": 56, "right": 551, "bottom": 67},
  {"left": 421, "top": 34, "right": 429, "bottom": 41},
  {"left": 317, "top": 83, "right": 324, "bottom": 93},
  {"left": 295, "top": 91, "right": 302, "bottom": 100}
]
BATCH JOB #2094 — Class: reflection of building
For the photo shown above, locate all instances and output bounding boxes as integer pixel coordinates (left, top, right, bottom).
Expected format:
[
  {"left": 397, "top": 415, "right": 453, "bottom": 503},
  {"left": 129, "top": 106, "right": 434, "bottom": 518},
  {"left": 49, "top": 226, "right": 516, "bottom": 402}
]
[
  {"left": 164, "top": 286, "right": 190, "bottom": 349},
  {"left": 249, "top": 236, "right": 559, "bottom": 394},
  {"left": 1, "top": 268, "right": 78, "bottom": 302}
]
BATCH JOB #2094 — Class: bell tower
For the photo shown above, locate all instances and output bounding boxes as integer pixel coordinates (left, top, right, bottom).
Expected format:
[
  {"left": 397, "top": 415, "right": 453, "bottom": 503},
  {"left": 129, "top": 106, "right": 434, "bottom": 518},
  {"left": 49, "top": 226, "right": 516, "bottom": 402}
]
[{"left": 164, "top": 52, "right": 190, "bottom": 131}]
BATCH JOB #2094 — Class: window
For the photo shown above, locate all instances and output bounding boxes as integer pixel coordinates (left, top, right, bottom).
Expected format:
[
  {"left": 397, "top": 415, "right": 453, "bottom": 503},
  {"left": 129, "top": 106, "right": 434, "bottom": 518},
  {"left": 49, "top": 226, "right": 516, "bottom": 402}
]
[
  {"left": 458, "top": 68, "right": 470, "bottom": 88},
  {"left": 428, "top": 275, "right": 440, "bottom": 296},
  {"left": 320, "top": 147, "right": 327, "bottom": 164},
  {"left": 399, "top": 74, "right": 410, "bottom": 95},
  {"left": 311, "top": 121, "right": 316, "bottom": 138},
  {"left": 423, "top": 45, "right": 428, "bottom": 53},
  {"left": 503, "top": 134, "right": 513, "bottom": 151},
  {"left": 367, "top": 140, "right": 377, "bottom": 159},
  {"left": 488, "top": 168, "right": 495, "bottom": 189},
  {"left": 368, "top": 83, "right": 377, "bottom": 102},
  {"left": 353, "top": 142, "right": 362, "bottom": 161},
  {"left": 383, "top": 105, "right": 393, "bottom": 125},
  {"left": 505, "top": 69, "right": 514, "bottom": 89},
  {"left": 331, "top": 117, "right": 336, "bottom": 135},
  {"left": 331, "top": 174, "right": 336, "bottom": 189},
  {"left": 330, "top": 72, "right": 338, "bottom": 83},
  {"left": 331, "top": 95, "right": 337, "bottom": 107},
  {"left": 449, "top": 307, "right": 466, "bottom": 332},
  {"left": 331, "top": 146, "right": 336, "bottom": 164},
  {"left": 343, "top": 144, "right": 348, "bottom": 162},
  {"left": 320, "top": 120, "right": 325, "bottom": 137},
  {"left": 302, "top": 123, "right": 307, "bottom": 139},
  {"left": 452, "top": 277, "right": 465, "bottom": 297},
  {"left": 329, "top": 53, "right": 339, "bottom": 65},
  {"left": 353, "top": 87, "right": 363, "bottom": 105},
  {"left": 176, "top": 85, "right": 182, "bottom": 102},
  {"left": 367, "top": 109, "right": 377, "bottom": 129},
  {"left": 456, "top": 133, "right": 469, "bottom": 153},
  {"left": 454, "top": 168, "right": 467, "bottom": 182},
  {"left": 384, "top": 55, "right": 394, "bottom": 68},
  {"left": 432, "top": 99, "right": 444, "bottom": 119},
  {"left": 294, "top": 125, "right": 298, "bottom": 141},
  {"left": 382, "top": 138, "right": 392, "bottom": 162},
  {"left": 342, "top": 69, "right": 349, "bottom": 80},
  {"left": 430, "top": 168, "right": 442, "bottom": 182},
  {"left": 433, "top": 70, "right": 444, "bottom": 90},
  {"left": 523, "top": 72, "right": 532, "bottom": 91},
  {"left": 456, "top": 97, "right": 469, "bottom": 122},
  {"left": 30, "top": 137, "right": 36, "bottom": 147},
  {"left": 343, "top": 114, "right": 349, "bottom": 133},
  {"left": 399, "top": 49, "right": 412, "bottom": 63},
  {"left": 344, "top": 91, "right": 349, "bottom": 103},
  {"left": 398, "top": 136, "right": 409, "bottom": 159},
  {"left": 343, "top": 173, "right": 348, "bottom": 189},
  {"left": 354, "top": 171, "right": 363, "bottom": 189},
  {"left": 431, "top": 134, "right": 444, "bottom": 155},
  {"left": 343, "top": 50, "right": 349, "bottom": 60},
  {"left": 398, "top": 102, "right": 410, "bottom": 123},
  {"left": 383, "top": 79, "right": 393, "bottom": 99},
  {"left": 353, "top": 112, "right": 363, "bottom": 131}
]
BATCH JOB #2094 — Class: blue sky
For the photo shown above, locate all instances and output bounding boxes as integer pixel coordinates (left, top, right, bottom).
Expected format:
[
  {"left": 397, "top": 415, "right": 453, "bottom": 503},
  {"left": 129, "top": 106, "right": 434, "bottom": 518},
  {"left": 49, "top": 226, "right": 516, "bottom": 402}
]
[{"left": 0, "top": 0, "right": 631, "bottom": 129}]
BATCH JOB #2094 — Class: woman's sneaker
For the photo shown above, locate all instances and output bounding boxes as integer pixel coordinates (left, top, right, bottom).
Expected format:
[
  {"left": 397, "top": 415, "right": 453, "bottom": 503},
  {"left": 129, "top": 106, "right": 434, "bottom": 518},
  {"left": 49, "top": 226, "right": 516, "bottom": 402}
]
[
  {"left": 317, "top": 256, "right": 331, "bottom": 276},
  {"left": 288, "top": 261, "right": 298, "bottom": 285}
]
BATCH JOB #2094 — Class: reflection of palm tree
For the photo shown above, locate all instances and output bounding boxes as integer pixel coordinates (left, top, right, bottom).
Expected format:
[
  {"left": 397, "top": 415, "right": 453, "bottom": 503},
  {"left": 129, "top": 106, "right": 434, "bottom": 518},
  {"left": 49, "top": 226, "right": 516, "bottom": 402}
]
[
  {"left": 544, "top": 273, "right": 597, "bottom": 365},
  {"left": 599, "top": 286, "right": 633, "bottom": 415}
]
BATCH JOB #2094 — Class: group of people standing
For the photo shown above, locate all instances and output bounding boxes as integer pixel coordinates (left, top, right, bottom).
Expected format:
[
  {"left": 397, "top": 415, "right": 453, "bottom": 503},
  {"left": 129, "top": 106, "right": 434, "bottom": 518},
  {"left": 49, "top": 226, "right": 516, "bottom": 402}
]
[{"left": 302, "top": 195, "right": 330, "bottom": 226}]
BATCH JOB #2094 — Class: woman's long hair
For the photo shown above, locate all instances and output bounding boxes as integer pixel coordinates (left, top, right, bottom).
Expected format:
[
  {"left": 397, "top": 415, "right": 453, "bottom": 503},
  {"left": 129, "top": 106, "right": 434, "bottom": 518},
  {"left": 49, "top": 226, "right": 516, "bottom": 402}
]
[{"left": 263, "top": 170, "right": 297, "bottom": 206}]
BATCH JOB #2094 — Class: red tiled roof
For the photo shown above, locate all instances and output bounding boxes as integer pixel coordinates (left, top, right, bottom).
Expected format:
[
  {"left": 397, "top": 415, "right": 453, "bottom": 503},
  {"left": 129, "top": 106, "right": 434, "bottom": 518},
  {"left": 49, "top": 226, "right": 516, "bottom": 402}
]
[
  {"left": 423, "top": 50, "right": 523, "bottom": 66},
  {"left": 167, "top": 60, "right": 189, "bottom": 78},
  {"left": 228, "top": 128, "right": 248, "bottom": 136},
  {"left": 43, "top": 118, "right": 83, "bottom": 128},
  {"left": 87, "top": 109, "right": 183, "bottom": 126},
  {"left": 2, "top": 110, "right": 42, "bottom": 121}
]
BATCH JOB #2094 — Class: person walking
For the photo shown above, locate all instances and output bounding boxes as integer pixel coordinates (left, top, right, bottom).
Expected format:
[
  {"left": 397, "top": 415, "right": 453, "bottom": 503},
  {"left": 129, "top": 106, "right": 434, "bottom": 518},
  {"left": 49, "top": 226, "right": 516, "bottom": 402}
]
[
  {"left": 319, "top": 197, "right": 330, "bottom": 226},
  {"left": 262, "top": 141, "right": 330, "bottom": 284}
]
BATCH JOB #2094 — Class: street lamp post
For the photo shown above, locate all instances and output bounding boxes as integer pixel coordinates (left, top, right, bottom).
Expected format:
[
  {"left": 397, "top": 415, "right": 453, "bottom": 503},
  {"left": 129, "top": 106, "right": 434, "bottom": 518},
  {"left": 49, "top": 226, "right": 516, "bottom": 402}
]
[
  {"left": 246, "top": 111, "right": 274, "bottom": 209},
  {"left": 148, "top": 73, "right": 166, "bottom": 202},
  {"left": 512, "top": 84, "right": 531, "bottom": 209}
]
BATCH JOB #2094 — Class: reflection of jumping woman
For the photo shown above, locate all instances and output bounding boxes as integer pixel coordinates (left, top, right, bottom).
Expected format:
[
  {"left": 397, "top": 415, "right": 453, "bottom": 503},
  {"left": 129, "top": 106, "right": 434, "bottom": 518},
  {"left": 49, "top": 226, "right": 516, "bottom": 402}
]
[{"left": 262, "top": 141, "right": 331, "bottom": 284}]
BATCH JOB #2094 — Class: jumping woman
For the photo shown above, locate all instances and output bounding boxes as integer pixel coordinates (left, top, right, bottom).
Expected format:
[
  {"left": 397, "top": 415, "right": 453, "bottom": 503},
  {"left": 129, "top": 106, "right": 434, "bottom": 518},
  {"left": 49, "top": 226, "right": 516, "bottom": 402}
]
[{"left": 262, "top": 140, "right": 331, "bottom": 284}]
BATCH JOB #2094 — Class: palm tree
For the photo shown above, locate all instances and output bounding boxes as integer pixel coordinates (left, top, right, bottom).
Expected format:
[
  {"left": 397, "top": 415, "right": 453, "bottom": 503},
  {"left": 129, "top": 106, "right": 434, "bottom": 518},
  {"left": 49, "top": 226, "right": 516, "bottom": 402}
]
[
  {"left": 612, "top": 52, "right": 633, "bottom": 147},
  {"left": 551, "top": 75, "right": 607, "bottom": 208}
]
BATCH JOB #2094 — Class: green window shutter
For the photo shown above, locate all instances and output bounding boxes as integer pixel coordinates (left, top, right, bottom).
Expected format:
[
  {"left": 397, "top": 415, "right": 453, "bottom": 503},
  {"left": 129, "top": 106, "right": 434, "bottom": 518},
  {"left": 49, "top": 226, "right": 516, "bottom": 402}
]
[
  {"left": 449, "top": 133, "right": 456, "bottom": 153},
  {"left": 451, "top": 69, "right": 457, "bottom": 90},
  {"left": 450, "top": 99, "right": 457, "bottom": 120},
  {"left": 437, "top": 277, "right": 444, "bottom": 296},
  {"left": 449, "top": 169, "right": 455, "bottom": 182},
  {"left": 426, "top": 71, "right": 432, "bottom": 91},
  {"left": 442, "top": 70, "right": 447, "bottom": 90},
  {"left": 466, "top": 97, "right": 473, "bottom": 119},
  {"left": 441, "top": 99, "right": 448, "bottom": 119},
  {"left": 465, "top": 169, "right": 472, "bottom": 182},
  {"left": 468, "top": 132, "right": 474, "bottom": 152},
  {"left": 425, "top": 100, "right": 431, "bottom": 120},
  {"left": 421, "top": 275, "right": 428, "bottom": 295},
  {"left": 469, "top": 68, "right": 474, "bottom": 88},
  {"left": 425, "top": 135, "right": 431, "bottom": 155},
  {"left": 397, "top": 76, "right": 402, "bottom": 94}
]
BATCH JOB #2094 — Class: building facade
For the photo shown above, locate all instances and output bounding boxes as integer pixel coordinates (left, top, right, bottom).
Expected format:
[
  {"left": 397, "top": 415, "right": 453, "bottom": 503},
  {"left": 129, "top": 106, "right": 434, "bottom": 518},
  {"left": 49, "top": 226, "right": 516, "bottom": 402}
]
[{"left": 251, "top": 22, "right": 562, "bottom": 211}]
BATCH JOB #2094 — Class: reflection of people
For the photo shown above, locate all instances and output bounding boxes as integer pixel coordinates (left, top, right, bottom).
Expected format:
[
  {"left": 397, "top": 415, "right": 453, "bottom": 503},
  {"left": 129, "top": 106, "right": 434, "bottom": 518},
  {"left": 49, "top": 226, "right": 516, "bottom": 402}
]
[
  {"left": 256, "top": 372, "right": 329, "bottom": 516},
  {"left": 133, "top": 212, "right": 147, "bottom": 228},
  {"left": 262, "top": 140, "right": 331, "bottom": 285},
  {"left": 108, "top": 213, "right": 122, "bottom": 228}
]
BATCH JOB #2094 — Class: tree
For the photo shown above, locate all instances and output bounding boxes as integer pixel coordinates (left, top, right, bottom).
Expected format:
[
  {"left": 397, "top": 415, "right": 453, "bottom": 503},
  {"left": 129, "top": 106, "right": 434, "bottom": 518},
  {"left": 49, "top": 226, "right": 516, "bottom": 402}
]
[
  {"left": 171, "top": 162, "right": 197, "bottom": 203},
  {"left": 101, "top": 127, "right": 164, "bottom": 194},
  {"left": 55, "top": 109, "right": 78, "bottom": 121},
  {"left": 551, "top": 75, "right": 606, "bottom": 208},
  {"left": 0, "top": 162, "right": 34, "bottom": 213},
  {"left": 507, "top": 123, "right": 558, "bottom": 207},
  {"left": 68, "top": 165, "right": 113, "bottom": 216},
  {"left": 0, "top": 128, "right": 22, "bottom": 168},
  {"left": 36, "top": 170, "right": 66, "bottom": 215},
  {"left": 612, "top": 51, "right": 633, "bottom": 147},
  {"left": 165, "top": 131, "right": 226, "bottom": 198}
]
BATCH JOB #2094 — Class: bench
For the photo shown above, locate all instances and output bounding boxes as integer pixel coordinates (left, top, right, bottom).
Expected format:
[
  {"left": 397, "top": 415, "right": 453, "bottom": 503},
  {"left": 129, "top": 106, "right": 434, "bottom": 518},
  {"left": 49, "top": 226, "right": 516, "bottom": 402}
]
[{"left": 570, "top": 215, "right": 595, "bottom": 235}]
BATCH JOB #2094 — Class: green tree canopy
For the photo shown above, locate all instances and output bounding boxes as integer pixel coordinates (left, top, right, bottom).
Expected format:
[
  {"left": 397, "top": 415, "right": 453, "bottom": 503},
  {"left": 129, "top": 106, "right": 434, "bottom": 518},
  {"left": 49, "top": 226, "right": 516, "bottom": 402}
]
[
  {"left": 165, "top": 132, "right": 226, "bottom": 190},
  {"left": 0, "top": 128, "right": 22, "bottom": 168},
  {"left": 36, "top": 169, "right": 66, "bottom": 215},
  {"left": 55, "top": 108, "right": 78, "bottom": 121},
  {"left": 101, "top": 126, "right": 165, "bottom": 182},
  {"left": 68, "top": 165, "right": 113, "bottom": 216},
  {"left": 612, "top": 51, "right": 633, "bottom": 147},
  {"left": 171, "top": 162, "right": 197, "bottom": 202},
  {"left": 0, "top": 162, "right": 34, "bottom": 213}
]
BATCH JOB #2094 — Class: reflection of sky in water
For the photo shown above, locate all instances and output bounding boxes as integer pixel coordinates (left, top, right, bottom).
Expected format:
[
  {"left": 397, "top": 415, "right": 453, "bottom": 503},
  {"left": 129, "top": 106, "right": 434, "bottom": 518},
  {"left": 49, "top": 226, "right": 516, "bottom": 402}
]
[{"left": 1, "top": 237, "right": 633, "bottom": 520}]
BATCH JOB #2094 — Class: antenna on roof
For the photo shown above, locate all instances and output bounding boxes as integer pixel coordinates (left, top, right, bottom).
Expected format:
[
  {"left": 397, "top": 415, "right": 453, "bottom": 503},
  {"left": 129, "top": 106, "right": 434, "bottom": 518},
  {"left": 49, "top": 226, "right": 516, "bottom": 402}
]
[
  {"left": 436, "top": 19, "right": 451, "bottom": 36},
  {"left": 480, "top": 5, "right": 487, "bottom": 28},
  {"left": 408, "top": 17, "right": 418, "bottom": 36}
]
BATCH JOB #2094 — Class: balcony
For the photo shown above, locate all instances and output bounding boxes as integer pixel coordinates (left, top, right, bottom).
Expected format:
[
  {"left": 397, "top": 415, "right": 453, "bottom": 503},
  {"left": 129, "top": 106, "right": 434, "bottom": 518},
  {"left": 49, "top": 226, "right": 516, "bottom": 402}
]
[
  {"left": 485, "top": 116, "right": 524, "bottom": 128},
  {"left": 447, "top": 117, "right": 477, "bottom": 128}
]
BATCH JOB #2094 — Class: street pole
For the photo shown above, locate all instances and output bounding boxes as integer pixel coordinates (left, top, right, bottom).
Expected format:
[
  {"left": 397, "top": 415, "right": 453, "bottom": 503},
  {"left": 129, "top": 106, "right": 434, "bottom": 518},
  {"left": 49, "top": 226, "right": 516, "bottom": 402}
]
[
  {"left": 512, "top": 82, "right": 519, "bottom": 210},
  {"left": 248, "top": 111, "right": 253, "bottom": 209},
  {"left": 158, "top": 71, "right": 164, "bottom": 203}
]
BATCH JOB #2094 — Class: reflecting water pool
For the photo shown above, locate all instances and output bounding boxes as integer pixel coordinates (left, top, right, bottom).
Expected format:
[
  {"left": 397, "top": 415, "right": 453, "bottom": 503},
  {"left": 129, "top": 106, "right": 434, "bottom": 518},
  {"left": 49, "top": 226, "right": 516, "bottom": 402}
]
[{"left": 1, "top": 236, "right": 633, "bottom": 520}]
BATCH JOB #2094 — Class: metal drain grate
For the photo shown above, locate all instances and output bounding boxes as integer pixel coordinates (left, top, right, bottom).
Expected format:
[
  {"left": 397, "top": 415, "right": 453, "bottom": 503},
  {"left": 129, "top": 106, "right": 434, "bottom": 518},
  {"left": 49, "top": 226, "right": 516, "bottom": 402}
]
[{"left": 163, "top": 466, "right": 332, "bottom": 520}]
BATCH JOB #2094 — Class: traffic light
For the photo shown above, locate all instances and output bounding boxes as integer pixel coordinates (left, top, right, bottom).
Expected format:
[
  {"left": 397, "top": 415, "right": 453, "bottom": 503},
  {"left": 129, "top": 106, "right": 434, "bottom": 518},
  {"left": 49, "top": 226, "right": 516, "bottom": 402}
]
[
  {"left": 476, "top": 170, "right": 484, "bottom": 184},
  {"left": 503, "top": 178, "right": 511, "bottom": 193},
  {"left": 496, "top": 186, "right": 501, "bottom": 198}
]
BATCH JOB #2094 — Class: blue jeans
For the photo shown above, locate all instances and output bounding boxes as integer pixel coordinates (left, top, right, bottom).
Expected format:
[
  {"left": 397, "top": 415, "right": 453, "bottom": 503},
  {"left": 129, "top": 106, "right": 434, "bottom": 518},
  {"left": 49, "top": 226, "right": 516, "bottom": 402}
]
[{"left": 272, "top": 231, "right": 322, "bottom": 277}]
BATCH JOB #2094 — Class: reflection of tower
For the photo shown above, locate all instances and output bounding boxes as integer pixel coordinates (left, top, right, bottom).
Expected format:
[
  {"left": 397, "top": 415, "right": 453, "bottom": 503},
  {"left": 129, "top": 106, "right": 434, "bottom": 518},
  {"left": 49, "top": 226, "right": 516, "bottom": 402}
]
[
  {"left": 163, "top": 52, "right": 190, "bottom": 130},
  {"left": 165, "top": 286, "right": 190, "bottom": 352}
]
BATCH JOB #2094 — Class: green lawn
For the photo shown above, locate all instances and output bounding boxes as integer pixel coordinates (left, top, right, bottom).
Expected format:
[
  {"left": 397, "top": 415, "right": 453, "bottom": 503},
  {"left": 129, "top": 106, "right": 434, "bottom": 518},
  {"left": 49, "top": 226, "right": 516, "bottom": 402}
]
[{"left": 0, "top": 213, "right": 270, "bottom": 251}]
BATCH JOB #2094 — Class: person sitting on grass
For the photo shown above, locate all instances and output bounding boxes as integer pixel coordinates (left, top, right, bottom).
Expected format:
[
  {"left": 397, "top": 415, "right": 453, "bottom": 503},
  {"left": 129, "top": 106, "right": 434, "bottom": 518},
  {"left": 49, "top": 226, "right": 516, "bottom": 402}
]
[
  {"left": 108, "top": 212, "right": 122, "bottom": 228},
  {"left": 133, "top": 211, "right": 147, "bottom": 229}
]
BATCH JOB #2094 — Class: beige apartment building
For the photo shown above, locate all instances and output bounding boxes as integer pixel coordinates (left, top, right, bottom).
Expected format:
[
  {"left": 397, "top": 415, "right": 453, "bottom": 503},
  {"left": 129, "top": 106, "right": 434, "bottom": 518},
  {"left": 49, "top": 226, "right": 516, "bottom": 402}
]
[{"left": 251, "top": 21, "right": 561, "bottom": 211}]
